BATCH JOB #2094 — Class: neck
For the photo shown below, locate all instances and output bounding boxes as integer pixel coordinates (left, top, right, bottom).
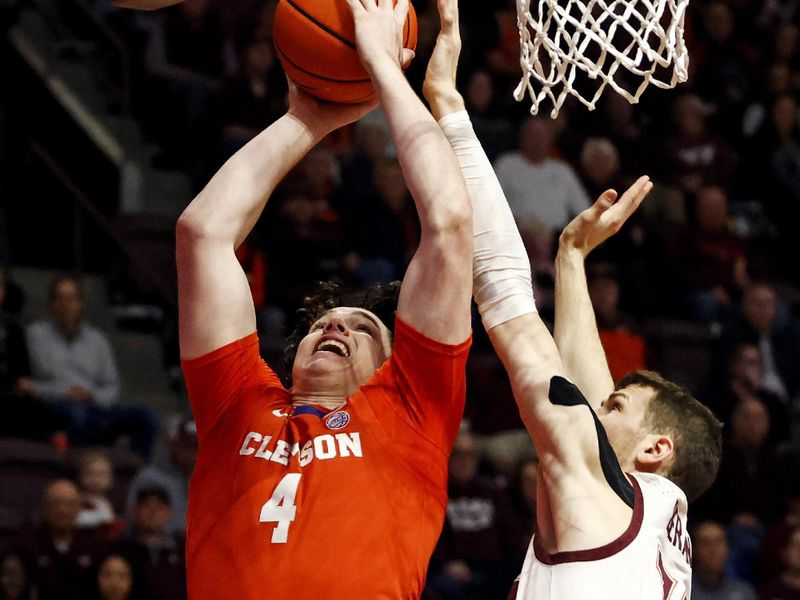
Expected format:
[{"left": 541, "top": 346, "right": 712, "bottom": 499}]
[
  {"left": 291, "top": 392, "right": 347, "bottom": 410},
  {"left": 730, "top": 379, "right": 756, "bottom": 397},
  {"left": 697, "top": 571, "right": 723, "bottom": 588},
  {"left": 290, "top": 369, "right": 360, "bottom": 408},
  {"left": 56, "top": 321, "right": 80, "bottom": 339},
  {"left": 523, "top": 153, "right": 546, "bottom": 164},
  {"left": 782, "top": 570, "right": 800, "bottom": 589}
]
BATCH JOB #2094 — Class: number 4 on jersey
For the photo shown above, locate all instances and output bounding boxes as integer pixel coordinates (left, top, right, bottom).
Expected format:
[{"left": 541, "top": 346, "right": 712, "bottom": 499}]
[{"left": 259, "top": 473, "right": 301, "bottom": 543}]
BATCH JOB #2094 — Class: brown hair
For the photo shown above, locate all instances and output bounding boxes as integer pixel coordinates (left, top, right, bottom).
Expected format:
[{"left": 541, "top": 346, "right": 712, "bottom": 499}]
[
  {"left": 617, "top": 370, "right": 722, "bottom": 503},
  {"left": 280, "top": 279, "right": 401, "bottom": 385}
]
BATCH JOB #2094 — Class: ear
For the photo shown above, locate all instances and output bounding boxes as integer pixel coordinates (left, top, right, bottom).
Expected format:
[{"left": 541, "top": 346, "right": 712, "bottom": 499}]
[{"left": 634, "top": 434, "right": 674, "bottom": 474}]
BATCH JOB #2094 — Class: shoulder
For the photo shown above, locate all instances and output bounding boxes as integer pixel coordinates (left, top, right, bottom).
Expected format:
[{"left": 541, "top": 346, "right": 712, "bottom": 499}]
[
  {"left": 25, "top": 320, "right": 50, "bottom": 336},
  {"left": 392, "top": 317, "right": 471, "bottom": 357},
  {"left": 81, "top": 324, "right": 111, "bottom": 341},
  {"left": 631, "top": 472, "right": 686, "bottom": 500},
  {"left": 630, "top": 472, "right": 688, "bottom": 523},
  {"left": 550, "top": 158, "right": 580, "bottom": 176},
  {"left": 494, "top": 152, "right": 523, "bottom": 169}
]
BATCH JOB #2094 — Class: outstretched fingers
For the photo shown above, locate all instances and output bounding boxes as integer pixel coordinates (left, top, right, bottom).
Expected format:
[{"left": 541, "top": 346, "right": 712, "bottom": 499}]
[
  {"left": 594, "top": 189, "right": 618, "bottom": 212},
  {"left": 608, "top": 175, "right": 652, "bottom": 222},
  {"left": 394, "top": 0, "right": 410, "bottom": 29},
  {"left": 438, "top": 0, "right": 459, "bottom": 34},
  {"left": 560, "top": 175, "right": 652, "bottom": 255},
  {"left": 423, "top": 0, "right": 464, "bottom": 116},
  {"left": 345, "top": 0, "right": 366, "bottom": 16}
]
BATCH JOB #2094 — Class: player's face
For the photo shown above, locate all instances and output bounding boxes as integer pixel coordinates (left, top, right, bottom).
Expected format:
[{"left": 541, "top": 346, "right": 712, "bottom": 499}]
[
  {"left": 597, "top": 385, "right": 654, "bottom": 472},
  {"left": 292, "top": 307, "right": 392, "bottom": 394}
]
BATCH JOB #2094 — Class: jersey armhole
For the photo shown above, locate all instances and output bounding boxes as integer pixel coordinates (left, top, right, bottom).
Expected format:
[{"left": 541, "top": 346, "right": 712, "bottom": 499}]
[{"left": 549, "top": 376, "right": 634, "bottom": 508}]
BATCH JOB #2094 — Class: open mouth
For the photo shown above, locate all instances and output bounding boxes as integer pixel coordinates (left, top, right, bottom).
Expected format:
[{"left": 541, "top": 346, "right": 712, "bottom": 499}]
[{"left": 315, "top": 340, "right": 350, "bottom": 357}]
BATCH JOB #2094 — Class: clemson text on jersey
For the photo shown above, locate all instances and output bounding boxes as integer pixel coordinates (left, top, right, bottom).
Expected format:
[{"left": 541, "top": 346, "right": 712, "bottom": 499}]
[{"left": 238, "top": 431, "right": 363, "bottom": 467}]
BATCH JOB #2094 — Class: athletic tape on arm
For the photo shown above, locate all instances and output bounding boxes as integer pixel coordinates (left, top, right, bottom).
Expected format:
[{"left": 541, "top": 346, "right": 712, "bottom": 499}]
[{"left": 439, "top": 111, "right": 537, "bottom": 329}]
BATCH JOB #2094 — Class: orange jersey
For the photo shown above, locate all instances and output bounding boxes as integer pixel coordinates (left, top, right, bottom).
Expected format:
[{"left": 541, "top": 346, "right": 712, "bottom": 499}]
[{"left": 182, "top": 318, "right": 471, "bottom": 599}]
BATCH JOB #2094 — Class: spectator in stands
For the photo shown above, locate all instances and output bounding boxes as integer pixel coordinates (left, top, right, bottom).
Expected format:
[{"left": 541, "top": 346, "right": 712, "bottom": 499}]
[
  {"left": 143, "top": 0, "right": 231, "bottom": 171},
  {"left": 20, "top": 479, "right": 104, "bottom": 600},
  {"left": 759, "top": 451, "right": 800, "bottom": 586},
  {"left": 115, "top": 486, "right": 185, "bottom": 600},
  {"left": 591, "top": 93, "right": 648, "bottom": 179},
  {"left": 691, "top": 2, "right": 756, "bottom": 144},
  {"left": 125, "top": 414, "right": 196, "bottom": 536},
  {"left": 211, "top": 30, "right": 288, "bottom": 172},
  {"left": 668, "top": 185, "right": 749, "bottom": 323},
  {"left": 484, "top": 1, "right": 524, "bottom": 84},
  {"left": 426, "top": 426, "right": 518, "bottom": 600},
  {"left": 578, "top": 137, "right": 625, "bottom": 201},
  {"left": 661, "top": 94, "right": 737, "bottom": 194},
  {"left": 478, "top": 429, "right": 536, "bottom": 490},
  {"left": 261, "top": 186, "right": 344, "bottom": 316},
  {"left": 23, "top": 273, "right": 158, "bottom": 460},
  {"left": 336, "top": 120, "right": 389, "bottom": 205},
  {"left": 755, "top": 3, "right": 800, "bottom": 39},
  {"left": 336, "top": 157, "right": 419, "bottom": 285},
  {"left": 717, "top": 282, "right": 800, "bottom": 404},
  {"left": 746, "top": 93, "right": 800, "bottom": 190},
  {"left": 759, "top": 526, "right": 800, "bottom": 600},
  {"left": 0, "top": 552, "right": 36, "bottom": 600},
  {"left": 462, "top": 69, "right": 515, "bottom": 162},
  {"left": 494, "top": 117, "right": 592, "bottom": 235},
  {"left": 742, "top": 65, "right": 795, "bottom": 141},
  {"left": 76, "top": 451, "right": 123, "bottom": 536},
  {"left": 586, "top": 263, "right": 647, "bottom": 383},
  {"left": 768, "top": 22, "right": 800, "bottom": 69},
  {"left": 705, "top": 342, "right": 791, "bottom": 444},
  {"left": 92, "top": 554, "right": 134, "bottom": 600},
  {"left": 0, "top": 268, "right": 62, "bottom": 442},
  {"left": 691, "top": 519, "right": 757, "bottom": 600},
  {"left": 694, "top": 397, "right": 781, "bottom": 583},
  {"left": 763, "top": 95, "right": 800, "bottom": 260}
]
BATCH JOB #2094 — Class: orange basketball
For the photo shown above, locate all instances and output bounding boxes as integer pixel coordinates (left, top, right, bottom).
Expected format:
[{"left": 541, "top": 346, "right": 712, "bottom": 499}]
[{"left": 273, "top": 0, "right": 418, "bottom": 104}]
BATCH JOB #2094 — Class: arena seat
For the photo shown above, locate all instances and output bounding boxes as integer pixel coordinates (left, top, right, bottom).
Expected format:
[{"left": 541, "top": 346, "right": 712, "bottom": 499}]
[{"left": 0, "top": 438, "right": 71, "bottom": 529}]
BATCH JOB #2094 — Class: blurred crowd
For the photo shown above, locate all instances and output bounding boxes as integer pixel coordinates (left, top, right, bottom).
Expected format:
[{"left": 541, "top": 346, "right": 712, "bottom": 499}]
[{"left": 2, "top": 0, "right": 800, "bottom": 598}]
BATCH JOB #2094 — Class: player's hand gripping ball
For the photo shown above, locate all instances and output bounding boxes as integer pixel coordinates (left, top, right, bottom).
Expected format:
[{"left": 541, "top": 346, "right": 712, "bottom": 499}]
[{"left": 273, "top": 0, "right": 418, "bottom": 104}]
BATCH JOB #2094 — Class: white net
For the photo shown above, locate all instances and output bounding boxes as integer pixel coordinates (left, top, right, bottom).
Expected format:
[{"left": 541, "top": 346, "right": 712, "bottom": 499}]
[{"left": 514, "top": 0, "right": 690, "bottom": 117}]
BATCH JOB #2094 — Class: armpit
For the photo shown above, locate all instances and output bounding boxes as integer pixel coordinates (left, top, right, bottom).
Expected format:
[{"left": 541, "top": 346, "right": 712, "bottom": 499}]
[{"left": 548, "top": 376, "right": 634, "bottom": 508}]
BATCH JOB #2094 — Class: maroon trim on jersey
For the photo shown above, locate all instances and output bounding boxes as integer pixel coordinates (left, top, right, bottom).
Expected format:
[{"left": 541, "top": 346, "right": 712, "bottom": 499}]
[{"left": 533, "top": 474, "right": 644, "bottom": 565}]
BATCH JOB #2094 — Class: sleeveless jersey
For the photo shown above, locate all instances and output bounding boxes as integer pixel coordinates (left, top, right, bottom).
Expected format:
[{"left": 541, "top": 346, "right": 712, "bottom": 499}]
[
  {"left": 512, "top": 473, "right": 693, "bottom": 600},
  {"left": 182, "top": 318, "right": 470, "bottom": 600}
]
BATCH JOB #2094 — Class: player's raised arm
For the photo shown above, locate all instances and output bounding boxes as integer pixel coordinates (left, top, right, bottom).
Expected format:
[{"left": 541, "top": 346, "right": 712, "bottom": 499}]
[
  {"left": 554, "top": 181, "right": 653, "bottom": 407},
  {"left": 176, "top": 91, "right": 375, "bottom": 359},
  {"left": 422, "top": 0, "right": 643, "bottom": 556},
  {"left": 422, "top": 0, "right": 568, "bottom": 448},
  {"left": 347, "top": 0, "right": 472, "bottom": 344}
]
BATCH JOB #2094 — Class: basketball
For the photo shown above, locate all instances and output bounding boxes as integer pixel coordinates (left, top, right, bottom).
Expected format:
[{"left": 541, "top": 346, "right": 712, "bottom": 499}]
[{"left": 273, "top": 0, "right": 418, "bottom": 104}]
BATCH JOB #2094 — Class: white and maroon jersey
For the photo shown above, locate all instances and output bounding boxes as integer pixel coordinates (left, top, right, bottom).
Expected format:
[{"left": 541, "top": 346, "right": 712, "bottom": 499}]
[{"left": 511, "top": 472, "right": 692, "bottom": 600}]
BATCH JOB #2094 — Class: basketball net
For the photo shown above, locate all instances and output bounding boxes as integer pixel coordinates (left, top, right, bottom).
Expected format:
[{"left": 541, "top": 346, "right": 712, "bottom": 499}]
[{"left": 514, "top": 0, "right": 690, "bottom": 117}]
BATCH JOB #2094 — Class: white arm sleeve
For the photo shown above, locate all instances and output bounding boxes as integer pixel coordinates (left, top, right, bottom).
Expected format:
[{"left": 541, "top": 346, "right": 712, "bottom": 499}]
[{"left": 438, "top": 110, "right": 537, "bottom": 329}]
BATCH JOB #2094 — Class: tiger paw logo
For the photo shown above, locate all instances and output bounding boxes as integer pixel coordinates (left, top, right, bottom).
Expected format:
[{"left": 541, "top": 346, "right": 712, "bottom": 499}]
[{"left": 325, "top": 411, "right": 350, "bottom": 430}]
